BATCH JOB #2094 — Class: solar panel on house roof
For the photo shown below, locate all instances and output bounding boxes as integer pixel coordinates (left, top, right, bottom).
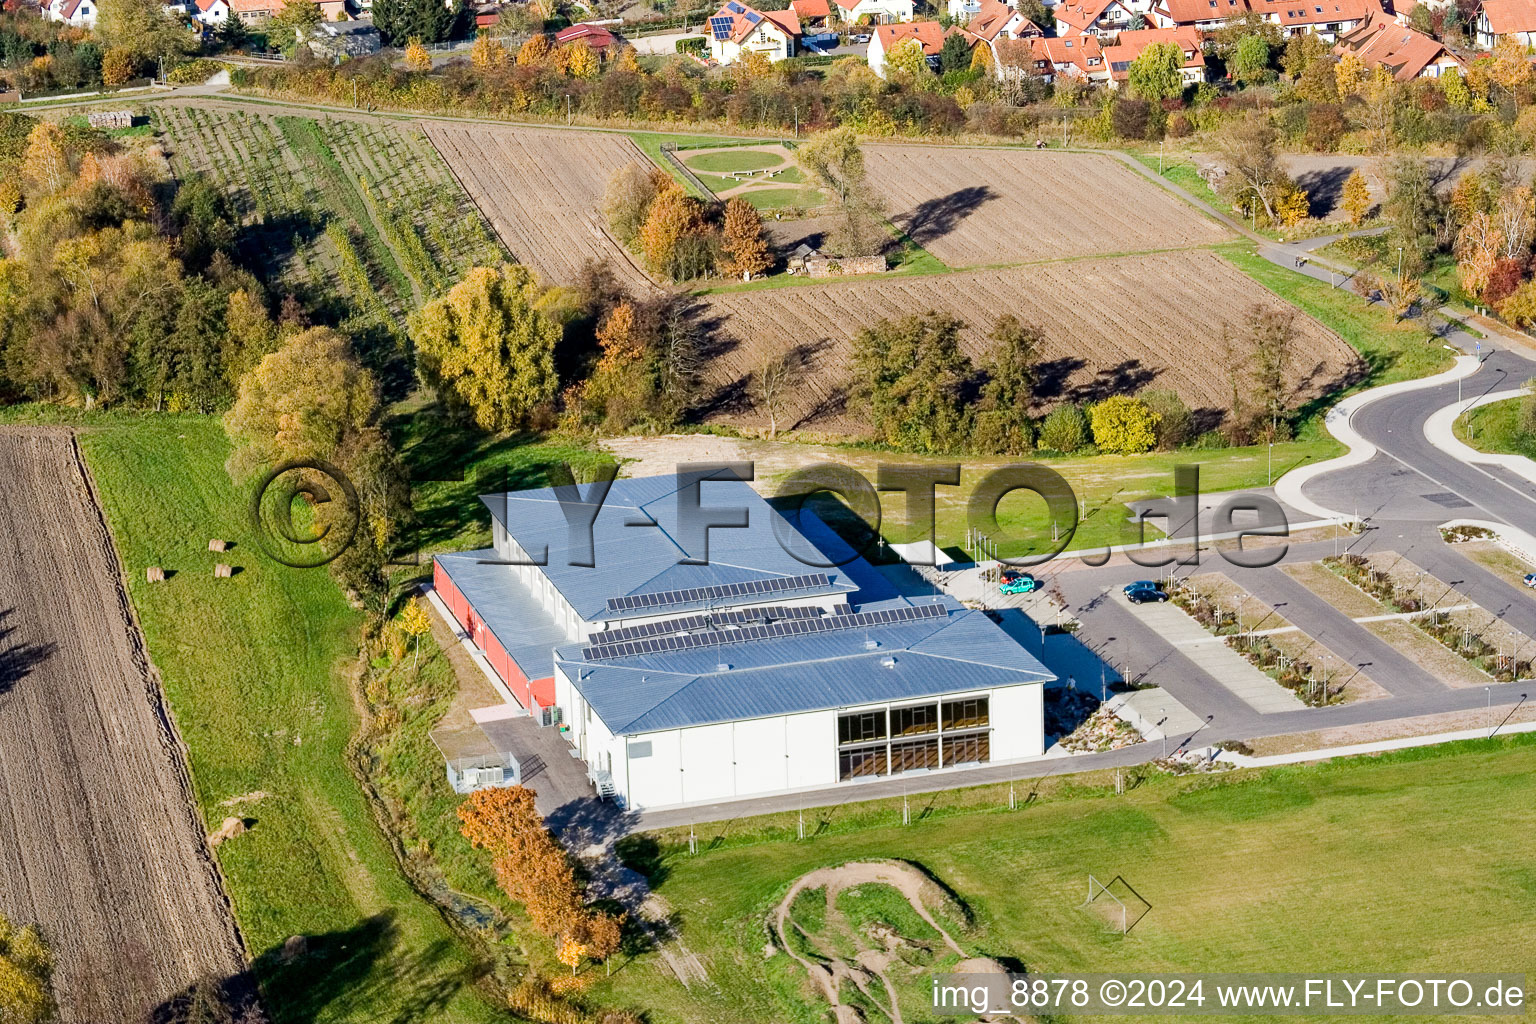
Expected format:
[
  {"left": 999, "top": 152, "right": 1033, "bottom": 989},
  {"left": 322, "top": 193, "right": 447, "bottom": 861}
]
[
  {"left": 745, "top": 10, "right": 761, "bottom": 21},
  {"left": 605, "top": 573, "right": 832, "bottom": 614},
  {"left": 581, "top": 602, "right": 945, "bottom": 661},
  {"left": 726, "top": 1, "right": 744, "bottom": 10},
  {"left": 710, "top": 15, "right": 733, "bottom": 37}
]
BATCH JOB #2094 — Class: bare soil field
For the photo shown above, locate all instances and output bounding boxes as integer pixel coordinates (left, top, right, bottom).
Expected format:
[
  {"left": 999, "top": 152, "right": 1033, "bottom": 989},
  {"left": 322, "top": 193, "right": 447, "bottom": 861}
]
[
  {"left": 697, "top": 249, "right": 1360, "bottom": 435},
  {"left": 424, "top": 122, "right": 655, "bottom": 290},
  {"left": 865, "top": 145, "right": 1233, "bottom": 267},
  {"left": 0, "top": 429, "right": 244, "bottom": 1022}
]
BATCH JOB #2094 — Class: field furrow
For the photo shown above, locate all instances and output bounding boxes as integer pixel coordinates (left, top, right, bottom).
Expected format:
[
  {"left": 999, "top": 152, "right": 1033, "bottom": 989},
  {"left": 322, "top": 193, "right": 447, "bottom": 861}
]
[
  {"left": 699, "top": 249, "right": 1358, "bottom": 435},
  {"left": 0, "top": 429, "right": 244, "bottom": 1023},
  {"left": 865, "top": 144, "right": 1234, "bottom": 266}
]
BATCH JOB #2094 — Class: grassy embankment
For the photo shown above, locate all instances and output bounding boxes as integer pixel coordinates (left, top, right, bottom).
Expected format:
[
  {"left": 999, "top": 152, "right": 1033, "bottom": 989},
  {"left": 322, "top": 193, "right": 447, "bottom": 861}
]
[
  {"left": 0, "top": 408, "right": 511, "bottom": 1024},
  {"left": 1456, "top": 395, "right": 1536, "bottom": 458},
  {"left": 591, "top": 734, "right": 1536, "bottom": 1024}
]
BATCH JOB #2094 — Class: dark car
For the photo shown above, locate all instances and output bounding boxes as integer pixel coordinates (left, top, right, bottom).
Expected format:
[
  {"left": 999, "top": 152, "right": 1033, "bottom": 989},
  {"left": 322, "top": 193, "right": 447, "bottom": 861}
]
[{"left": 1124, "top": 581, "right": 1168, "bottom": 604}]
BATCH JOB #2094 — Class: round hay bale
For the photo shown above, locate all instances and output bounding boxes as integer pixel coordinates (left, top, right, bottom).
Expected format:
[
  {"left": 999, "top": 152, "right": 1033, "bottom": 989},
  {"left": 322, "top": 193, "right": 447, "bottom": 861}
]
[
  {"left": 208, "top": 539, "right": 227, "bottom": 552},
  {"left": 146, "top": 567, "right": 166, "bottom": 583},
  {"left": 214, "top": 564, "right": 232, "bottom": 578}
]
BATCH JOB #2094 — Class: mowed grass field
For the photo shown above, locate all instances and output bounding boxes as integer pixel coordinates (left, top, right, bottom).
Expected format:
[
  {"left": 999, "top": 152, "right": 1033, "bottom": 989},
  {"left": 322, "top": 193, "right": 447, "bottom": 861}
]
[
  {"left": 598, "top": 737, "right": 1536, "bottom": 1024},
  {"left": 35, "top": 413, "right": 505, "bottom": 1024}
]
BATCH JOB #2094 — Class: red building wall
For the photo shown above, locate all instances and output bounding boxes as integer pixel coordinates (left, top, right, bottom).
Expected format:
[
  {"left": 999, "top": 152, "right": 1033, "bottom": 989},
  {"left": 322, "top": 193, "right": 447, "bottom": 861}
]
[{"left": 433, "top": 558, "right": 553, "bottom": 713}]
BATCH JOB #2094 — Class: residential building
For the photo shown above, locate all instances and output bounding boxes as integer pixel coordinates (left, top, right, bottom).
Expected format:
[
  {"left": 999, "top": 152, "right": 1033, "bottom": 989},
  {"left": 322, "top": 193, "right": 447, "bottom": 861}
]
[
  {"left": 867, "top": 19, "right": 946, "bottom": 75},
  {"left": 1053, "top": 0, "right": 1142, "bottom": 36},
  {"left": 957, "top": 0, "right": 1044, "bottom": 58},
  {"left": 707, "top": 0, "right": 801, "bottom": 62},
  {"left": 1250, "top": 0, "right": 1373, "bottom": 41},
  {"left": 1105, "top": 25, "right": 1209, "bottom": 87},
  {"left": 1334, "top": 12, "right": 1462, "bottom": 75},
  {"left": 1149, "top": 0, "right": 1248, "bottom": 31},
  {"left": 999, "top": 32, "right": 1107, "bottom": 82},
  {"left": 42, "top": 0, "right": 95, "bottom": 29},
  {"left": 833, "top": 0, "right": 915, "bottom": 23},
  {"left": 305, "top": 18, "right": 383, "bottom": 57},
  {"left": 556, "top": 22, "right": 619, "bottom": 53},
  {"left": 192, "top": 0, "right": 231, "bottom": 25},
  {"left": 1474, "top": 0, "right": 1536, "bottom": 46},
  {"left": 230, "top": 0, "right": 277, "bottom": 21},
  {"left": 432, "top": 475, "right": 1053, "bottom": 811},
  {"left": 790, "top": 0, "right": 834, "bottom": 30}
]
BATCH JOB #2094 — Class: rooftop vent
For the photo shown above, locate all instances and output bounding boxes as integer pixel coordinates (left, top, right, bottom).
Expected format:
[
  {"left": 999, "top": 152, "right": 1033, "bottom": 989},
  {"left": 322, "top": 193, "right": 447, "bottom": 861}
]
[
  {"left": 716, "top": 662, "right": 731, "bottom": 672},
  {"left": 864, "top": 639, "right": 880, "bottom": 649},
  {"left": 881, "top": 656, "right": 897, "bottom": 668}
]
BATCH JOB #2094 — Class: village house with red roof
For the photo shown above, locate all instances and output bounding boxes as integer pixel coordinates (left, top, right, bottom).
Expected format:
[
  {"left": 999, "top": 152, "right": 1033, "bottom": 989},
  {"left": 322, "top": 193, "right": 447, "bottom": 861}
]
[
  {"left": 789, "top": 0, "right": 833, "bottom": 29},
  {"left": 1104, "top": 25, "right": 1209, "bottom": 87},
  {"left": 866, "top": 19, "right": 945, "bottom": 76},
  {"left": 42, "top": 0, "right": 96, "bottom": 28},
  {"left": 1474, "top": 0, "right": 1536, "bottom": 47},
  {"left": 831, "top": 0, "right": 914, "bottom": 24},
  {"left": 1053, "top": 0, "right": 1143, "bottom": 36},
  {"left": 556, "top": 22, "right": 619, "bottom": 53},
  {"left": 1335, "top": 10, "right": 1463, "bottom": 76},
  {"left": 1149, "top": 0, "right": 1250, "bottom": 31},
  {"left": 984, "top": 32, "right": 1107, "bottom": 83},
  {"left": 707, "top": 0, "right": 802, "bottom": 62}
]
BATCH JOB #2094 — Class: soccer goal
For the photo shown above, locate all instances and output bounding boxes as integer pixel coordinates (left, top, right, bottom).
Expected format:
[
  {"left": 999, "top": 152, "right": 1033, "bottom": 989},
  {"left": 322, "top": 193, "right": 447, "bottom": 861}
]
[{"left": 1087, "top": 872, "right": 1136, "bottom": 939}]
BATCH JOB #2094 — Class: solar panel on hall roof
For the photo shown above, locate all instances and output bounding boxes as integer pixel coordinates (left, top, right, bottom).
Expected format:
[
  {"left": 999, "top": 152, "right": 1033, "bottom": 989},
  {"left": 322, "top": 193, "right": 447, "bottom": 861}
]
[
  {"left": 605, "top": 572, "right": 832, "bottom": 614},
  {"left": 582, "top": 602, "right": 945, "bottom": 661}
]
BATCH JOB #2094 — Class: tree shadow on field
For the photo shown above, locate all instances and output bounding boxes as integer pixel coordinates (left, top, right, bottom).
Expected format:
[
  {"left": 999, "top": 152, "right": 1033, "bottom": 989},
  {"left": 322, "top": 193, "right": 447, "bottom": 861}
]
[
  {"left": 1293, "top": 165, "right": 1354, "bottom": 219},
  {"left": 248, "top": 912, "right": 477, "bottom": 1024},
  {"left": 0, "top": 607, "right": 56, "bottom": 699},
  {"left": 1069, "top": 359, "right": 1160, "bottom": 404},
  {"left": 1032, "top": 356, "right": 1086, "bottom": 403},
  {"left": 896, "top": 185, "right": 998, "bottom": 247}
]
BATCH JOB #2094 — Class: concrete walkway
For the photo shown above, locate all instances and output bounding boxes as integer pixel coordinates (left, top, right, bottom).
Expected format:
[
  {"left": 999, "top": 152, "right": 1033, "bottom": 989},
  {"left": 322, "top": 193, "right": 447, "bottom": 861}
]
[
  {"left": 1221, "top": 716, "right": 1536, "bottom": 768},
  {"left": 1110, "top": 590, "right": 1305, "bottom": 713}
]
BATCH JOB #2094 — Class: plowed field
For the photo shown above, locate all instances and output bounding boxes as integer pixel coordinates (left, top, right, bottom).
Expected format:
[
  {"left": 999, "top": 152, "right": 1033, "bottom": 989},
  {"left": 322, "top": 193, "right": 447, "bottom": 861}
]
[
  {"left": 698, "top": 249, "right": 1359, "bottom": 434},
  {"left": 0, "top": 429, "right": 243, "bottom": 1022},
  {"left": 865, "top": 145, "right": 1234, "bottom": 266},
  {"left": 424, "top": 123, "right": 655, "bottom": 290}
]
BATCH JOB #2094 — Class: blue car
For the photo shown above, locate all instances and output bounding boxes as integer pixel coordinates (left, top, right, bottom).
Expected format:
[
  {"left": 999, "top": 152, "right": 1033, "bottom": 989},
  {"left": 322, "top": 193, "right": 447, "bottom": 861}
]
[{"left": 1000, "top": 572, "right": 1040, "bottom": 596}]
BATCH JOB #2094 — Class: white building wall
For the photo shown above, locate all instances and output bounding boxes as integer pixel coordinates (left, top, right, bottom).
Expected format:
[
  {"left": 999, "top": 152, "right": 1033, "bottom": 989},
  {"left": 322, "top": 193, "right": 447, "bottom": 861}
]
[{"left": 989, "top": 683, "right": 1045, "bottom": 761}]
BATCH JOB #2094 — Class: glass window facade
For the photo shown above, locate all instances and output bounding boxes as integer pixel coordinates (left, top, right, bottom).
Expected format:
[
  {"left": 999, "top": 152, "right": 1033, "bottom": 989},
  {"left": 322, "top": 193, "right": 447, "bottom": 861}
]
[{"left": 836, "top": 696, "right": 992, "bottom": 781}]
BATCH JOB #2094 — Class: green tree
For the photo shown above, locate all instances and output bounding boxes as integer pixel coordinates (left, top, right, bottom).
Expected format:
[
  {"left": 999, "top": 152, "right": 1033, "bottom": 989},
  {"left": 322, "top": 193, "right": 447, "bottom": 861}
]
[
  {"left": 938, "top": 32, "right": 972, "bottom": 74},
  {"left": 884, "top": 38, "right": 933, "bottom": 82},
  {"left": 224, "top": 325, "right": 383, "bottom": 474},
  {"left": 97, "top": 0, "right": 193, "bottom": 60},
  {"left": 852, "top": 311, "right": 974, "bottom": 453},
  {"left": 0, "top": 912, "right": 53, "bottom": 1024},
  {"left": 269, "top": 0, "right": 323, "bottom": 56},
  {"left": 409, "top": 264, "right": 561, "bottom": 431},
  {"left": 1138, "top": 388, "right": 1192, "bottom": 449},
  {"left": 1229, "top": 33, "right": 1271, "bottom": 85},
  {"left": 1090, "top": 395, "right": 1160, "bottom": 454},
  {"left": 1038, "top": 403, "right": 1088, "bottom": 453},
  {"left": 973, "top": 314, "right": 1040, "bottom": 454},
  {"left": 1127, "top": 41, "right": 1183, "bottom": 101}
]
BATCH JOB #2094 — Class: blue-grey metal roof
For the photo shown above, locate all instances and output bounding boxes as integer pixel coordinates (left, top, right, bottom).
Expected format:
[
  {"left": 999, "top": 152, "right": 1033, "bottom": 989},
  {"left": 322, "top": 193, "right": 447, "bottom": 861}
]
[
  {"left": 481, "top": 476, "right": 857, "bottom": 622},
  {"left": 436, "top": 550, "right": 568, "bottom": 681},
  {"left": 554, "top": 600, "right": 1054, "bottom": 735}
]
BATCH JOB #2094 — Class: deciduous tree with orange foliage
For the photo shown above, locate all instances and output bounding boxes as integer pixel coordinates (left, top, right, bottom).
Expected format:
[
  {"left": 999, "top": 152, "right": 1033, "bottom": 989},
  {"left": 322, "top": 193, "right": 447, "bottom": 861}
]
[
  {"left": 458, "top": 786, "right": 625, "bottom": 968},
  {"left": 639, "top": 181, "right": 712, "bottom": 281},
  {"left": 719, "top": 197, "right": 772, "bottom": 280}
]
